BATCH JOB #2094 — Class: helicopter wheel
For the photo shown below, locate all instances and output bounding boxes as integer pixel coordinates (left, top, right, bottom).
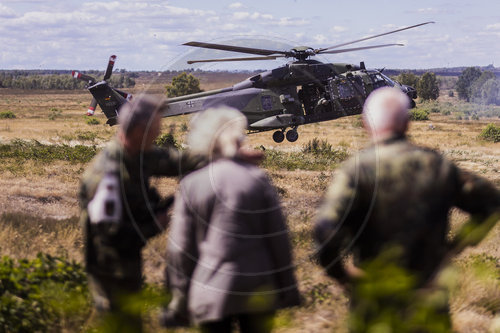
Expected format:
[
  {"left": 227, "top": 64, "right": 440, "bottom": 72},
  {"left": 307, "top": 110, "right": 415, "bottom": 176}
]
[
  {"left": 286, "top": 129, "right": 299, "bottom": 142},
  {"left": 272, "top": 130, "right": 285, "bottom": 143}
]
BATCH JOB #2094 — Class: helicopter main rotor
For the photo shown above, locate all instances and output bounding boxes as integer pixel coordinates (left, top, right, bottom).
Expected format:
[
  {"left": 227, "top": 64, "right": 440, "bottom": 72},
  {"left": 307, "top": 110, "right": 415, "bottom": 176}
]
[{"left": 184, "top": 21, "right": 434, "bottom": 64}]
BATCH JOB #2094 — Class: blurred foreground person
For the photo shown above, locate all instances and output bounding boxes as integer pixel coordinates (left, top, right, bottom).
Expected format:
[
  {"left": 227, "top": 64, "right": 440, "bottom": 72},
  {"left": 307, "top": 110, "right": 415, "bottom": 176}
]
[
  {"left": 314, "top": 87, "right": 500, "bottom": 332},
  {"left": 163, "top": 107, "right": 301, "bottom": 333},
  {"left": 79, "top": 95, "right": 203, "bottom": 332}
]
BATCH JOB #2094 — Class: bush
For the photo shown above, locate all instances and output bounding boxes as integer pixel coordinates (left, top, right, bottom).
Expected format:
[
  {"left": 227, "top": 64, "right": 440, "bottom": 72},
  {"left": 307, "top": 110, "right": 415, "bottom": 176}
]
[
  {"left": 0, "top": 111, "right": 16, "bottom": 119},
  {"left": 48, "top": 108, "right": 62, "bottom": 120},
  {"left": 85, "top": 117, "right": 100, "bottom": 125},
  {"left": 155, "top": 132, "right": 179, "bottom": 149},
  {"left": 479, "top": 123, "right": 500, "bottom": 142},
  {"left": 0, "top": 139, "right": 98, "bottom": 163},
  {"left": 409, "top": 109, "right": 429, "bottom": 121},
  {"left": 417, "top": 72, "right": 439, "bottom": 100},
  {"left": 261, "top": 144, "right": 349, "bottom": 171},
  {"left": 0, "top": 253, "right": 89, "bottom": 332},
  {"left": 165, "top": 72, "right": 202, "bottom": 97},
  {"left": 302, "top": 138, "right": 333, "bottom": 156}
]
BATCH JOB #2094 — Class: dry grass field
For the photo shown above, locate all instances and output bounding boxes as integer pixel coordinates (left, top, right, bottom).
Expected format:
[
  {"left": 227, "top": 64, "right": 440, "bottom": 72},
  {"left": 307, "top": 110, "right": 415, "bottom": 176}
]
[{"left": 0, "top": 79, "right": 499, "bottom": 332}]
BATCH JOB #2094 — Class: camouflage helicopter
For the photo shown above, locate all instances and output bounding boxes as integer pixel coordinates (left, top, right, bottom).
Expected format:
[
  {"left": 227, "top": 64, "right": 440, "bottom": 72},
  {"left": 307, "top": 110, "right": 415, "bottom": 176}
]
[{"left": 73, "top": 22, "right": 433, "bottom": 143}]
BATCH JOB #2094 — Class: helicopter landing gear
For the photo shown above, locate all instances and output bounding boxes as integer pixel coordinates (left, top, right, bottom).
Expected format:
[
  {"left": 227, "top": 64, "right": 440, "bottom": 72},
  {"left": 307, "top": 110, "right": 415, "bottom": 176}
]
[
  {"left": 286, "top": 129, "right": 299, "bottom": 142},
  {"left": 272, "top": 130, "right": 285, "bottom": 143}
]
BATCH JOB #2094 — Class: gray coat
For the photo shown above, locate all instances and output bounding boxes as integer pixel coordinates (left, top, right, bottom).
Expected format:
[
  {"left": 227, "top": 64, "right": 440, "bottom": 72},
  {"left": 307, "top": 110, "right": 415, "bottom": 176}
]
[{"left": 166, "top": 158, "right": 300, "bottom": 324}]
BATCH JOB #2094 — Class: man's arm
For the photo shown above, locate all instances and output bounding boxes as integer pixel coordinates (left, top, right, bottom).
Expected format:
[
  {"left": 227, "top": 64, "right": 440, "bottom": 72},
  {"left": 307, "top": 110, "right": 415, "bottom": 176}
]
[
  {"left": 450, "top": 168, "right": 500, "bottom": 252},
  {"left": 314, "top": 168, "right": 359, "bottom": 285},
  {"left": 148, "top": 147, "right": 206, "bottom": 177}
]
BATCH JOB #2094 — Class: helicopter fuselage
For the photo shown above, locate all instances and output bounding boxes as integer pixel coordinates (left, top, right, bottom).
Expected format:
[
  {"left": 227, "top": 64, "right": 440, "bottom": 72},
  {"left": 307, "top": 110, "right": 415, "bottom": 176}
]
[{"left": 166, "top": 61, "right": 416, "bottom": 141}]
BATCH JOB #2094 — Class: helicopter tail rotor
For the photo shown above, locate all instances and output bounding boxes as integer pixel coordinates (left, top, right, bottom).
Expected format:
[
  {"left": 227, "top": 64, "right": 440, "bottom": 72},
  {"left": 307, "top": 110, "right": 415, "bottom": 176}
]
[
  {"left": 103, "top": 55, "right": 117, "bottom": 80},
  {"left": 87, "top": 98, "right": 98, "bottom": 116},
  {"left": 72, "top": 71, "right": 96, "bottom": 85}
]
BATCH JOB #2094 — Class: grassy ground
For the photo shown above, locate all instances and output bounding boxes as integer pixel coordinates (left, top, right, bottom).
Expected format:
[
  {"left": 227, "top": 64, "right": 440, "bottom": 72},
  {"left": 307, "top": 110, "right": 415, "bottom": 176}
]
[{"left": 0, "top": 85, "right": 499, "bottom": 332}]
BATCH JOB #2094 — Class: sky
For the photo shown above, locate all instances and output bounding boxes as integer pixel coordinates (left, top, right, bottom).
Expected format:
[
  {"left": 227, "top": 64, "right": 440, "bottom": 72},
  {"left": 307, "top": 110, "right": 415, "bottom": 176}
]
[{"left": 0, "top": 0, "right": 499, "bottom": 71}]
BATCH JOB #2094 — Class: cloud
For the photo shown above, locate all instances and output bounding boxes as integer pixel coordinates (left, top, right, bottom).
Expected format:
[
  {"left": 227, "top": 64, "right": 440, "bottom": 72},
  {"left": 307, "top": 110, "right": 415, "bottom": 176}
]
[
  {"left": 331, "top": 26, "right": 347, "bottom": 33},
  {"left": 486, "top": 23, "right": 500, "bottom": 30},
  {"left": 270, "top": 17, "right": 309, "bottom": 26},
  {"left": 229, "top": 2, "right": 244, "bottom": 9},
  {"left": 0, "top": 4, "right": 16, "bottom": 18},
  {"left": 417, "top": 7, "right": 438, "bottom": 13}
]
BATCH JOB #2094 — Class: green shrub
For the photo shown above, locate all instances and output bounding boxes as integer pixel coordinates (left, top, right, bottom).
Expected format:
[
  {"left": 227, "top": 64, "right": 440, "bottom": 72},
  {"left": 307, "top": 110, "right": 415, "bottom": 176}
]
[
  {"left": 0, "top": 111, "right": 16, "bottom": 119},
  {"left": 0, "top": 253, "right": 89, "bottom": 332},
  {"left": 85, "top": 117, "right": 100, "bottom": 125},
  {"left": 48, "top": 108, "right": 62, "bottom": 120},
  {"left": 155, "top": 132, "right": 179, "bottom": 148},
  {"left": 479, "top": 123, "right": 500, "bottom": 142},
  {"left": 76, "top": 131, "right": 98, "bottom": 142},
  {"left": 409, "top": 109, "right": 429, "bottom": 121},
  {"left": 0, "top": 139, "right": 98, "bottom": 163},
  {"left": 261, "top": 145, "right": 348, "bottom": 171},
  {"left": 180, "top": 122, "right": 188, "bottom": 132},
  {"left": 303, "top": 138, "right": 334, "bottom": 156}
]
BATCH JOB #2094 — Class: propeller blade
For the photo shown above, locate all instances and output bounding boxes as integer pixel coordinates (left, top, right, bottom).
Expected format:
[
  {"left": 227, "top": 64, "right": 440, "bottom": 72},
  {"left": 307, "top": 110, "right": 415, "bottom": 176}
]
[
  {"left": 103, "top": 55, "right": 117, "bottom": 80},
  {"left": 318, "top": 43, "right": 404, "bottom": 54},
  {"left": 183, "top": 41, "right": 287, "bottom": 56},
  {"left": 316, "top": 21, "right": 434, "bottom": 53},
  {"left": 87, "top": 98, "right": 98, "bottom": 116},
  {"left": 187, "top": 55, "right": 282, "bottom": 64},
  {"left": 72, "top": 71, "right": 96, "bottom": 85}
]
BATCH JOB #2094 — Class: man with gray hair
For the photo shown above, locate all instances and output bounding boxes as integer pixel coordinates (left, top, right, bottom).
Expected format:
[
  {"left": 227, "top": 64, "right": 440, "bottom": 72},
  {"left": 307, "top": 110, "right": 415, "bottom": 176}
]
[
  {"left": 314, "top": 87, "right": 499, "bottom": 331},
  {"left": 79, "top": 95, "right": 204, "bottom": 332}
]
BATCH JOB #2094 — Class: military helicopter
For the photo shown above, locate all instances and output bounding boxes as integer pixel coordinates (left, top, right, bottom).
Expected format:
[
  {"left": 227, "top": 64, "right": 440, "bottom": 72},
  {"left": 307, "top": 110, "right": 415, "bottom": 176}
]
[{"left": 73, "top": 22, "right": 432, "bottom": 143}]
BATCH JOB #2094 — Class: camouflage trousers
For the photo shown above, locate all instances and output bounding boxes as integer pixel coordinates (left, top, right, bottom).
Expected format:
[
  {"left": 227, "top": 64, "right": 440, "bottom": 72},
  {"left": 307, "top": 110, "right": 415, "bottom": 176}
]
[{"left": 88, "top": 273, "right": 143, "bottom": 333}]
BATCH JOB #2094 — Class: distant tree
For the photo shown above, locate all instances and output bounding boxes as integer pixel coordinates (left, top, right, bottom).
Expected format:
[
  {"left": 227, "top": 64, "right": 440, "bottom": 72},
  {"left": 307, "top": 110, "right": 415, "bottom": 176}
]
[
  {"left": 417, "top": 72, "right": 439, "bottom": 100},
  {"left": 478, "top": 78, "right": 500, "bottom": 105},
  {"left": 165, "top": 72, "right": 202, "bottom": 97},
  {"left": 395, "top": 72, "right": 419, "bottom": 88},
  {"left": 470, "top": 71, "right": 496, "bottom": 102},
  {"left": 456, "top": 67, "right": 482, "bottom": 101}
]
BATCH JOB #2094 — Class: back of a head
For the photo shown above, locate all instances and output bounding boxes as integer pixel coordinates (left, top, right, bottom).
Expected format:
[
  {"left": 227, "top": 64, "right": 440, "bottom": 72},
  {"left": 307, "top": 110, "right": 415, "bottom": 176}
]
[
  {"left": 188, "top": 107, "right": 247, "bottom": 160},
  {"left": 118, "top": 94, "right": 167, "bottom": 136},
  {"left": 362, "top": 87, "right": 410, "bottom": 141}
]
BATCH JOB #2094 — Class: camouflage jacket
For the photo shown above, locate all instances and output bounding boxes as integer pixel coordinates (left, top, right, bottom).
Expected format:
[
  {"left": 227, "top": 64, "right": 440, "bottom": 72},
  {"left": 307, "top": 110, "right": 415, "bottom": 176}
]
[
  {"left": 315, "top": 135, "right": 500, "bottom": 285},
  {"left": 79, "top": 139, "right": 204, "bottom": 279}
]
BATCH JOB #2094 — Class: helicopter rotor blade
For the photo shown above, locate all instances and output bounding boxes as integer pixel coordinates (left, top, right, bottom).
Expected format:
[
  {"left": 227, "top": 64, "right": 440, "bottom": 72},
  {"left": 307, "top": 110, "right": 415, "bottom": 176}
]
[
  {"left": 315, "top": 21, "right": 434, "bottom": 53},
  {"left": 183, "top": 41, "right": 288, "bottom": 56},
  {"left": 87, "top": 98, "right": 98, "bottom": 116},
  {"left": 72, "top": 71, "right": 96, "bottom": 85},
  {"left": 318, "top": 43, "right": 404, "bottom": 55},
  {"left": 103, "top": 55, "right": 117, "bottom": 80},
  {"left": 187, "top": 55, "right": 283, "bottom": 64}
]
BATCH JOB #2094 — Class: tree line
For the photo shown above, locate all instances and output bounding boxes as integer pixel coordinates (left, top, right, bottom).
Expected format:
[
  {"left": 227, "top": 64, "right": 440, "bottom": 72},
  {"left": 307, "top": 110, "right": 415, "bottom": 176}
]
[
  {"left": 0, "top": 72, "right": 135, "bottom": 90},
  {"left": 395, "top": 67, "right": 499, "bottom": 105}
]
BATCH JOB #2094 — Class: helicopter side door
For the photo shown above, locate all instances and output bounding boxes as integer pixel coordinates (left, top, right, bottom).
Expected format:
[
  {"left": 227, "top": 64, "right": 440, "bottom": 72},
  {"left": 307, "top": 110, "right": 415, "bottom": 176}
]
[{"left": 327, "top": 76, "right": 364, "bottom": 117}]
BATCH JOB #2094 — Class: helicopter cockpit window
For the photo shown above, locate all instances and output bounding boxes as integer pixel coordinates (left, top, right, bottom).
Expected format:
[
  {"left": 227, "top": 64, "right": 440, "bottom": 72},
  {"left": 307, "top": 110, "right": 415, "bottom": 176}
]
[
  {"left": 371, "top": 73, "right": 387, "bottom": 89},
  {"left": 381, "top": 74, "right": 396, "bottom": 87},
  {"left": 338, "top": 80, "right": 355, "bottom": 99}
]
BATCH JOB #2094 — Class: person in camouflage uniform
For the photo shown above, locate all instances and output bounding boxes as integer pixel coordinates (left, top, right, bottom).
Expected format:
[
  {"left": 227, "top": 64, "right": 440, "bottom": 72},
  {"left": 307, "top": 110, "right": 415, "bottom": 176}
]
[
  {"left": 79, "top": 95, "right": 203, "bottom": 332},
  {"left": 314, "top": 87, "right": 500, "bottom": 332}
]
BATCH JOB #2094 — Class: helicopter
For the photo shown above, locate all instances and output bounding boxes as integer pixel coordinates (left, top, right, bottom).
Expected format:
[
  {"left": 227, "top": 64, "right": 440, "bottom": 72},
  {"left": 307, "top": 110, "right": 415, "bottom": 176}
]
[{"left": 72, "top": 22, "right": 433, "bottom": 143}]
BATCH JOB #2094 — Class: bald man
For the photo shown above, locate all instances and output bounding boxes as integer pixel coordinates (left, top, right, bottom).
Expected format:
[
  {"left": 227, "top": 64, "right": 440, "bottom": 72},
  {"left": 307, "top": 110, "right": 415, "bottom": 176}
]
[{"left": 314, "top": 87, "right": 499, "bottom": 332}]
